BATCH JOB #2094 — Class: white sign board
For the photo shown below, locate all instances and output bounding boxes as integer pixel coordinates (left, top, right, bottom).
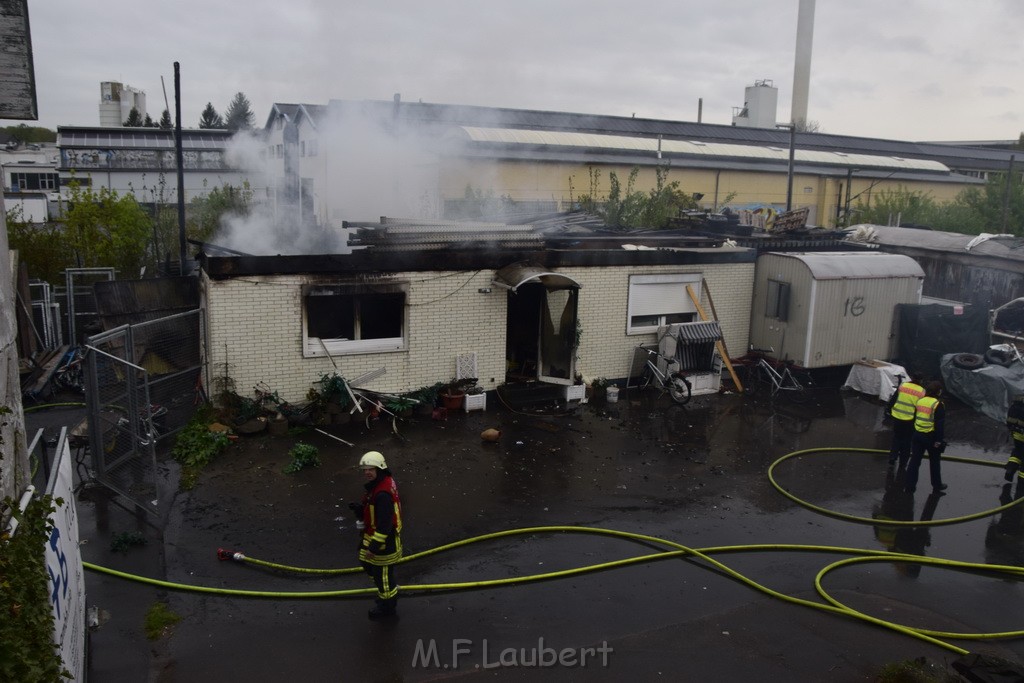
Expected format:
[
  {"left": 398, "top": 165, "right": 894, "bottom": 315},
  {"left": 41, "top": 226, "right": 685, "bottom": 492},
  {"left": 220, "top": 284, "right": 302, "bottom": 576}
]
[{"left": 44, "top": 431, "right": 86, "bottom": 681}]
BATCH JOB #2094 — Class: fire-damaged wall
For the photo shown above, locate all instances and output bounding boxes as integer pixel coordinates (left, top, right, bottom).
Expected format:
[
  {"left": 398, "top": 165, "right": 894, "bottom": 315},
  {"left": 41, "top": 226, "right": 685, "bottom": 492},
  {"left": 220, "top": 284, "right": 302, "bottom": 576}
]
[
  {"left": 199, "top": 255, "right": 754, "bottom": 403},
  {"left": 914, "top": 256, "right": 1024, "bottom": 310}
]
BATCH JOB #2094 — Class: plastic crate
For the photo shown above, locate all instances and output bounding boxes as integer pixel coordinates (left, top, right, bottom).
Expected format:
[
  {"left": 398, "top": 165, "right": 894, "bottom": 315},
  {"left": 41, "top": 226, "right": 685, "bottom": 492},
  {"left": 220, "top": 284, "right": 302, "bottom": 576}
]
[{"left": 564, "top": 384, "right": 586, "bottom": 401}]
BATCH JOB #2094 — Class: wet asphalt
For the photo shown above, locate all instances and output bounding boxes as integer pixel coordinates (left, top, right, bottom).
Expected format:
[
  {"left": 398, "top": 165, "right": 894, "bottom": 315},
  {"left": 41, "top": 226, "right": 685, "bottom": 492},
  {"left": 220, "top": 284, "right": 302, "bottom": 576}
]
[{"left": 26, "top": 382, "right": 1024, "bottom": 682}]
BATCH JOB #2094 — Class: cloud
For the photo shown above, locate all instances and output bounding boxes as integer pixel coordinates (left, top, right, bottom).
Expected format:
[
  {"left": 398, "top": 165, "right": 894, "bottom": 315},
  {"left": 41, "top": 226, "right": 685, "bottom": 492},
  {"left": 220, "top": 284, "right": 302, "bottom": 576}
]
[{"left": 8, "top": 0, "right": 1024, "bottom": 142}]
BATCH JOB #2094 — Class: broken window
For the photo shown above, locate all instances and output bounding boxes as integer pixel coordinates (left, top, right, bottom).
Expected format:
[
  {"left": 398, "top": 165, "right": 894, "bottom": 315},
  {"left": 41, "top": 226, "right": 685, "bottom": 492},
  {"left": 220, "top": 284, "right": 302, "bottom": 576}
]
[
  {"left": 303, "top": 282, "right": 407, "bottom": 355},
  {"left": 626, "top": 274, "right": 700, "bottom": 334}
]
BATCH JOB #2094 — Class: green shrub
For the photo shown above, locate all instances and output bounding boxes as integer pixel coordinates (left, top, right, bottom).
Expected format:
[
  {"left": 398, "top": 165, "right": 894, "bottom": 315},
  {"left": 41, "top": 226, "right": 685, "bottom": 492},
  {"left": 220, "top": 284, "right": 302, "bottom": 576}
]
[
  {"left": 284, "top": 442, "right": 320, "bottom": 473},
  {"left": 0, "top": 495, "right": 71, "bottom": 681},
  {"left": 172, "top": 408, "right": 231, "bottom": 490}
]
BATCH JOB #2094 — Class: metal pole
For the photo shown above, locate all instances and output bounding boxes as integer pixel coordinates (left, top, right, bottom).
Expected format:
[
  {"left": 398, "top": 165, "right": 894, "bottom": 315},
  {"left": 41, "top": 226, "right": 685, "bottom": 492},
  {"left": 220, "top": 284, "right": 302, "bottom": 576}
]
[
  {"left": 786, "top": 125, "right": 795, "bottom": 212},
  {"left": 844, "top": 167, "right": 853, "bottom": 227},
  {"left": 1002, "top": 154, "right": 1015, "bottom": 233},
  {"left": 174, "top": 62, "right": 187, "bottom": 274}
]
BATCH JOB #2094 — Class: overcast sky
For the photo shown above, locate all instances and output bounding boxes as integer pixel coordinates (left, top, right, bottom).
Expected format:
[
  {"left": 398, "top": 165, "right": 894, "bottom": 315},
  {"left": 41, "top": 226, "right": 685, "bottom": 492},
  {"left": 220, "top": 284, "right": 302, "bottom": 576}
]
[{"left": 12, "top": 0, "right": 1024, "bottom": 142}]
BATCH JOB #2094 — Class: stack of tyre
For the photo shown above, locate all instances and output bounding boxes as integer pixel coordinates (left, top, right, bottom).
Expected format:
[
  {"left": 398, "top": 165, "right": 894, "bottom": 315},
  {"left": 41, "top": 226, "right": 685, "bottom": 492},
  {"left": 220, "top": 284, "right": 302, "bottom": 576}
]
[{"left": 951, "top": 346, "right": 1017, "bottom": 370}]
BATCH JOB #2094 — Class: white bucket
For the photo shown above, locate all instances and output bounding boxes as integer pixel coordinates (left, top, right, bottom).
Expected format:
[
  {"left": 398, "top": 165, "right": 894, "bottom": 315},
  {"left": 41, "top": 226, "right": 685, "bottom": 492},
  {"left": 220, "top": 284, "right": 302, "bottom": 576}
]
[{"left": 606, "top": 385, "right": 620, "bottom": 403}]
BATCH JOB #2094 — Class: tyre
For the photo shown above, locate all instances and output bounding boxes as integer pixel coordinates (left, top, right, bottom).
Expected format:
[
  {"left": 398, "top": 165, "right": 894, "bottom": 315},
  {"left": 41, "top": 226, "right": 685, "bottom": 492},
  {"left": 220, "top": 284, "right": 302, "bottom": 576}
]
[
  {"left": 952, "top": 353, "right": 985, "bottom": 370},
  {"left": 984, "top": 347, "right": 1014, "bottom": 367},
  {"left": 668, "top": 374, "right": 692, "bottom": 404}
]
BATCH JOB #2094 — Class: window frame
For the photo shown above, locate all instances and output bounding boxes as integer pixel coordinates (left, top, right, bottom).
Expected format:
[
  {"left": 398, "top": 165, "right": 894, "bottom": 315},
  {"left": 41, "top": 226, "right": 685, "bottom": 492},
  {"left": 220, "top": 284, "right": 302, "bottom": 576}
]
[
  {"left": 302, "top": 282, "right": 409, "bottom": 356},
  {"left": 765, "top": 279, "right": 791, "bottom": 322},
  {"left": 626, "top": 273, "right": 702, "bottom": 335}
]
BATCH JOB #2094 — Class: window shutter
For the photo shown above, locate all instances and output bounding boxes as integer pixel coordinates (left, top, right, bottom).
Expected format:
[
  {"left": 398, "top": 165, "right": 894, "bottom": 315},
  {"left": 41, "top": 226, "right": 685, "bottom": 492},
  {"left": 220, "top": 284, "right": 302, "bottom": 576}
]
[{"left": 628, "top": 277, "right": 700, "bottom": 316}]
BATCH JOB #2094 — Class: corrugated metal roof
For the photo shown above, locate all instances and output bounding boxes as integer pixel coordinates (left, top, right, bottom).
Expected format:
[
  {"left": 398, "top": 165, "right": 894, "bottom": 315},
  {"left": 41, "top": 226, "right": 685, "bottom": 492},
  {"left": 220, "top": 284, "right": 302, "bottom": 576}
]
[
  {"left": 451, "top": 126, "right": 950, "bottom": 173},
  {"left": 324, "top": 99, "right": 1019, "bottom": 173},
  {"left": 862, "top": 226, "right": 1024, "bottom": 262},
  {"left": 769, "top": 251, "right": 925, "bottom": 279}
]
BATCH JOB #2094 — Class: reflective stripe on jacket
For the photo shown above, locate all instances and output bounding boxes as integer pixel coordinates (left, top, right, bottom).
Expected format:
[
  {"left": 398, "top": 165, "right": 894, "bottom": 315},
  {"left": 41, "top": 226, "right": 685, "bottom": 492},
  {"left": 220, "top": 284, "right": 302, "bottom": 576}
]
[
  {"left": 891, "top": 382, "right": 925, "bottom": 421},
  {"left": 914, "top": 396, "right": 940, "bottom": 434},
  {"left": 1009, "top": 399, "right": 1024, "bottom": 442},
  {"left": 360, "top": 475, "right": 403, "bottom": 565}
]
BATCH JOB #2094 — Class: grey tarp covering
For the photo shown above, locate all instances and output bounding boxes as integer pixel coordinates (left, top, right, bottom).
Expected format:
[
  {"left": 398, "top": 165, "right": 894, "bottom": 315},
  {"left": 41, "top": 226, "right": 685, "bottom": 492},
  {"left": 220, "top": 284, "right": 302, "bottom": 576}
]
[{"left": 940, "top": 353, "right": 1024, "bottom": 423}]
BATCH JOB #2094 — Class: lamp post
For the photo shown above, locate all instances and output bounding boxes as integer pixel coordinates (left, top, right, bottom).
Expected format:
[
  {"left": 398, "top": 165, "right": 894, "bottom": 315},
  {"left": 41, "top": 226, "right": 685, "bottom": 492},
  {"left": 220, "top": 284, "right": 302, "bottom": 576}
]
[{"left": 776, "top": 123, "right": 796, "bottom": 212}]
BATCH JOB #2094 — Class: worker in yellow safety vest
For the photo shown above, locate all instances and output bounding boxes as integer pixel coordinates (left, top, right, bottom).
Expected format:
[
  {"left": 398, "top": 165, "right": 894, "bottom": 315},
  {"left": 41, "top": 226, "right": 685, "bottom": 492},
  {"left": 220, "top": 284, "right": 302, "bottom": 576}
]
[
  {"left": 887, "top": 375, "right": 925, "bottom": 469},
  {"left": 904, "top": 381, "right": 948, "bottom": 494}
]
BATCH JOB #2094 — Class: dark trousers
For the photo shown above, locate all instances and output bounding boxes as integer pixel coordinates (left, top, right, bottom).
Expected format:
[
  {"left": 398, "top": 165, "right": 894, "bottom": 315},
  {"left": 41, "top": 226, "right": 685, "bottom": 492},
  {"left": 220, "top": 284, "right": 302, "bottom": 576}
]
[
  {"left": 905, "top": 435, "right": 943, "bottom": 492},
  {"left": 889, "top": 419, "right": 915, "bottom": 467},
  {"left": 361, "top": 561, "right": 398, "bottom": 605}
]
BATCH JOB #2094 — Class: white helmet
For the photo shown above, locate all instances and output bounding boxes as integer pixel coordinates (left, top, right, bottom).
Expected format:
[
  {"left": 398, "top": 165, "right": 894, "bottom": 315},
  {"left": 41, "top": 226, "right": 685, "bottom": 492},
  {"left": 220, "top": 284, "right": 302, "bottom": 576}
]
[{"left": 359, "top": 451, "right": 387, "bottom": 470}]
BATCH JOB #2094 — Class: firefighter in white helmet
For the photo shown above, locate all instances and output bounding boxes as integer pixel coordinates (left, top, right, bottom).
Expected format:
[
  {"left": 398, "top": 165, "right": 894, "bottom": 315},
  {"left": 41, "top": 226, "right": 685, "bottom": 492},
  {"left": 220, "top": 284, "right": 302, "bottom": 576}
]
[{"left": 348, "top": 451, "right": 403, "bottom": 619}]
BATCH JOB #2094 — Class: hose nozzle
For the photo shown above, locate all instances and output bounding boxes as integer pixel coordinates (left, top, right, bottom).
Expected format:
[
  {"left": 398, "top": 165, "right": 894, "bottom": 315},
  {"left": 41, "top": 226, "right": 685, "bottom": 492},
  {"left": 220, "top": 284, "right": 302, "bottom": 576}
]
[{"left": 217, "top": 548, "right": 244, "bottom": 562}]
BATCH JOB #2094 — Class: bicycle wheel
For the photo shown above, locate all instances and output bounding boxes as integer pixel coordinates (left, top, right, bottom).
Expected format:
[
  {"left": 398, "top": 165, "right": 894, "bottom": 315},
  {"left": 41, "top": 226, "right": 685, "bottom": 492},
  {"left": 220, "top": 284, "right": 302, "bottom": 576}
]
[
  {"left": 668, "top": 373, "right": 692, "bottom": 404},
  {"left": 782, "top": 372, "right": 809, "bottom": 404},
  {"left": 740, "top": 365, "right": 760, "bottom": 395}
]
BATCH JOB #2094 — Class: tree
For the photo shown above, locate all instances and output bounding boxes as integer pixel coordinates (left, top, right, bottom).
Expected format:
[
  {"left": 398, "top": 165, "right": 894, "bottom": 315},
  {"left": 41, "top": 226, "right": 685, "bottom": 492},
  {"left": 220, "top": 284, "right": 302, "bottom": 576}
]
[
  {"left": 224, "top": 92, "right": 255, "bottom": 132},
  {"left": 793, "top": 118, "right": 822, "bottom": 133},
  {"left": 187, "top": 182, "right": 254, "bottom": 242},
  {"left": 61, "top": 182, "right": 153, "bottom": 278},
  {"left": 0, "top": 123, "right": 56, "bottom": 143},
  {"left": 123, "top": 107, "right": 144, "bottom": 127},
  {"left": 143, "top": 113, "right": 157, "bottom": 128},
  {"left": 199, "top": 102, "right": 224, "bottom": 129},
  {"left": 5, "top": 205, "right": 72, "bottom": 284},
  {"left": 159, "top": 109, "right": 173, "bottom": 129}
]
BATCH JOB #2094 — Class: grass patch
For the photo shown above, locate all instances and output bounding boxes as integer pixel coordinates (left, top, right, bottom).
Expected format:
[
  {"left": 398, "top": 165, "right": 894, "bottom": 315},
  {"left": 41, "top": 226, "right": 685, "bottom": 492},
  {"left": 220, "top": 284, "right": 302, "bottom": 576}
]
[
  {"left": 876, "top": 658, "right": 957, "bottom": 683},
  {"left": 144, "top": 602, "right": 181, "bottom": 641}
]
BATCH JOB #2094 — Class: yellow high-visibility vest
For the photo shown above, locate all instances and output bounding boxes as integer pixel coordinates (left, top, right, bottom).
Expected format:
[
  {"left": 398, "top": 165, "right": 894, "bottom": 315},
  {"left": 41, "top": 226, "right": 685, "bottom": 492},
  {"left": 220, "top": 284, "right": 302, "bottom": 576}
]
[
  {"left": 891, "top": 382, "right": 925, "bottom": 422},
  {"left": 914, "top": 396, "right": 940, "bottom": 433}
]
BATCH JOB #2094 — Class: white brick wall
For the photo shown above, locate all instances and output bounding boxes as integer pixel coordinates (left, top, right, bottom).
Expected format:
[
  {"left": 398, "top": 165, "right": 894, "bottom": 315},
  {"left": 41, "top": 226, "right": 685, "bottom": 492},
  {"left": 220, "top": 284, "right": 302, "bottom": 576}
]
[{"left": 202, "top": 261, "right": 753, "bottom": 402}]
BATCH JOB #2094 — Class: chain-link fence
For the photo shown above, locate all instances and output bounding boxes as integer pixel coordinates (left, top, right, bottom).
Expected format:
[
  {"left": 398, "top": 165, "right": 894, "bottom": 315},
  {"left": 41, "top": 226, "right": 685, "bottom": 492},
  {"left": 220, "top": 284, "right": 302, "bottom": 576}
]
[{"left": 84, "top": 309, "right": 202, "bottom": 515}]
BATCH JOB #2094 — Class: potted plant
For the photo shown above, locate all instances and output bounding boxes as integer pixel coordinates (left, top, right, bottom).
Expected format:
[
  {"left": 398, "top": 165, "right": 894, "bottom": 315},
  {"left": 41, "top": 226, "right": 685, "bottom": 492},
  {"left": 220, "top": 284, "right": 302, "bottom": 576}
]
[
  {"left": 385, "top": 395, "right": 418, "bottom": 418},
  {"left": 591, "top": 377, "right": 609, "bottom": 402},
  {"left": 440, "top": 377, "right": 475, "bottom": 411}
]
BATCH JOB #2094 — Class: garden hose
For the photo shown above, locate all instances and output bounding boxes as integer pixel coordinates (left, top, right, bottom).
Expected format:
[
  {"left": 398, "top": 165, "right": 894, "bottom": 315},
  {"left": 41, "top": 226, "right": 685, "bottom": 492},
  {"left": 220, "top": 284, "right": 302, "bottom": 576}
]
[{"left": 82, "top": 448, "right": 1024, "bottom": 657}]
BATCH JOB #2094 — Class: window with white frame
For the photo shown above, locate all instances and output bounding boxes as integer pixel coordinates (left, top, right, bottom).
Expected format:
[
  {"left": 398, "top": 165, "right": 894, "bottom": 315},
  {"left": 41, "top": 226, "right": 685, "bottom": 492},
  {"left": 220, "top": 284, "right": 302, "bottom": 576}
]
[
  {"left": 626, "top": 274, "right": 701, "bottom": 334},
  {"left": 303, "top": 282, "right": 408, "bottom": 355},
  {"left": 307, "top": 139, "right": 318, "bottom": 157},
  {"left": 765, "top": 279, "right": 790, "bottom": 321}
]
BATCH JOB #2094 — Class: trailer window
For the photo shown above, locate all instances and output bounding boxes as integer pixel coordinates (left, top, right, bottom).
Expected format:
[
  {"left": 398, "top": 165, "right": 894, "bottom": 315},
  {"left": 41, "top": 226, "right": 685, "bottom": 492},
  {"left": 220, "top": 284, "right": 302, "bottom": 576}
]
[{"left": 765, "top": 279, "right": 790, "bottom": 322}]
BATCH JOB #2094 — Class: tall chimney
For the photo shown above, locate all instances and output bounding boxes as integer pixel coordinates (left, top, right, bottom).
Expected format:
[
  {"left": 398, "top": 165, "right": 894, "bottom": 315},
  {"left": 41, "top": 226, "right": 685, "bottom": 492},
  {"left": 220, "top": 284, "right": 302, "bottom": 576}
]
[{"left": 791, "top": 0, "right": 815, "bottom": 126}]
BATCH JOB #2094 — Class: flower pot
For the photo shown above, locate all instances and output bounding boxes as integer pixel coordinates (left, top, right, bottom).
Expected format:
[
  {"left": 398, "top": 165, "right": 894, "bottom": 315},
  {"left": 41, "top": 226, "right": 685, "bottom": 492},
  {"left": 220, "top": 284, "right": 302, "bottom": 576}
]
[{"left": 440, "top": 391, "right": 465, "bottom": 411}]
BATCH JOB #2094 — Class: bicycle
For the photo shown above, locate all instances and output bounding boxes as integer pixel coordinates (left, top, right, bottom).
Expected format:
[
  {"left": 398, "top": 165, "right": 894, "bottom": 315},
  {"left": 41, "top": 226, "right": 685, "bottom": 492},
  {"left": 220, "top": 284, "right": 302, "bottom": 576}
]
[
  {"left": 740, "top": 347, "right": 808, "bottom": 403},
  {"left": 634, "top": 346, "right": 692, "bottom": 404}
]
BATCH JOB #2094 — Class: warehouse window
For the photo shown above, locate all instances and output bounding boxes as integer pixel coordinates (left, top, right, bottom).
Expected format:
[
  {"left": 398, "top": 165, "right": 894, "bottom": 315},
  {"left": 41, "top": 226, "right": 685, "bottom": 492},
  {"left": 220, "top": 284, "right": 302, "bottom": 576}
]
[
  {"left": 765, "top": 279, "right": 790, "bottom": 321},
  {"left": 303, "top": 283, "right": 408, "bottom": 355},
  {"left": 626, "top": 274, "right": 700, "bottom": 334}
]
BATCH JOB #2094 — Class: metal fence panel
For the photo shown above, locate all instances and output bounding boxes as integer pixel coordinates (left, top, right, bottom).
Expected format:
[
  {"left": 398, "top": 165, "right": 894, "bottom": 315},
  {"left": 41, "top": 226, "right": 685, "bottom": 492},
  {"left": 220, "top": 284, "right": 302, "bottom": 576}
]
[
  {"left": 83, "top": 308, "right": 202, "bottom": 515},
  {"left": 85, "top": 339, "right": 159, "bottom": 514}
]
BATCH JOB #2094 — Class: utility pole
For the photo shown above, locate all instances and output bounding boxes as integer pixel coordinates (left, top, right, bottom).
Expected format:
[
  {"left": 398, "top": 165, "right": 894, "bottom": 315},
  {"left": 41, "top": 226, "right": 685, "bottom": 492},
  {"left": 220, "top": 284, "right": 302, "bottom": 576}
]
[
  {"left": 174, "top": 62, "right": 186, "bottom": 274},
  {"left": 1002, "top": 155, "right": 1015, "bottom": 233},
  {"left": 777, "top": 123, "right": 796, "bottom": 212}
]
